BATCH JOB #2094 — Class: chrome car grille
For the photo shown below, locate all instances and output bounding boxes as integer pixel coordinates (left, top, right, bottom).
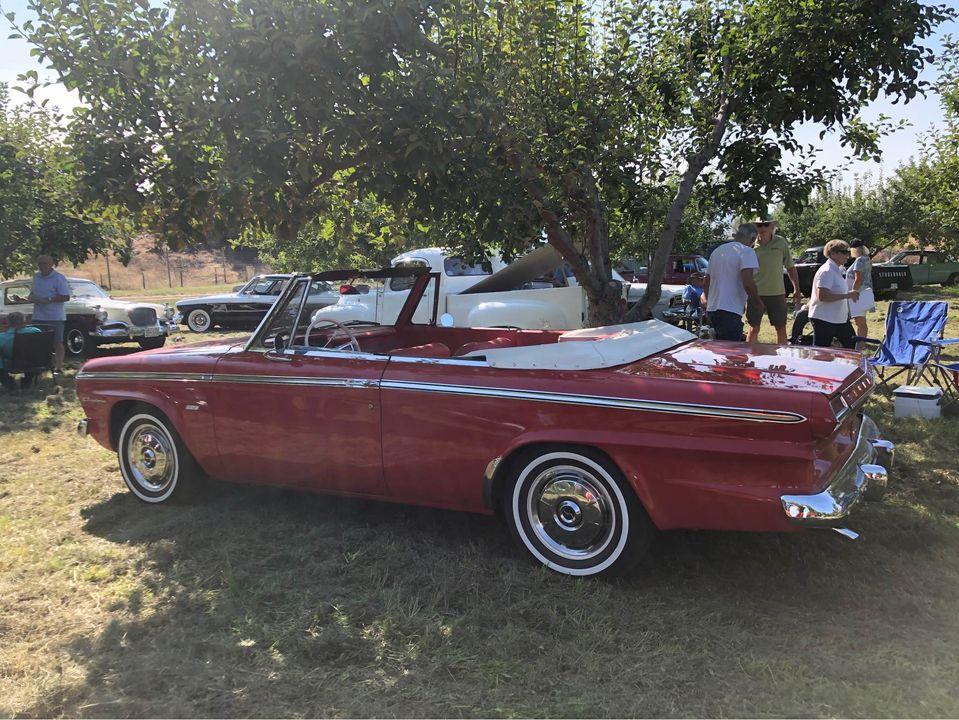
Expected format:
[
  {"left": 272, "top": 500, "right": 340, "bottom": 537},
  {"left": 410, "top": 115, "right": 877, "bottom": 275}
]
[{"left": 128, "top": 307, "right": 158, "bottom": 326}]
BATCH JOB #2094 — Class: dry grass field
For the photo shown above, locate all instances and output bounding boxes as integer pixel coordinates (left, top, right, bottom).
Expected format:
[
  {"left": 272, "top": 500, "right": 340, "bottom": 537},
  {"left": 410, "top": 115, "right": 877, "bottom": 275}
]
[{"left": 1, "top": 287, "right": 958, "bottom": 717}]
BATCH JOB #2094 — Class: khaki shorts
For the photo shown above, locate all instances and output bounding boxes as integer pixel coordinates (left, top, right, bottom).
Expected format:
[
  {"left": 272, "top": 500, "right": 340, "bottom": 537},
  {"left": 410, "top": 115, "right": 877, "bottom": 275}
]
[{"left": 746, "top": 294, "right": 788, "bottom": 328}]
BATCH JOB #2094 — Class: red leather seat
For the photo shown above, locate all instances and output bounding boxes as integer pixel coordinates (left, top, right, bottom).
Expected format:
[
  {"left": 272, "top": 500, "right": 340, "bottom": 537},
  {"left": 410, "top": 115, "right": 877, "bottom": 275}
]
[
  {"left": 453, "top": 336, "right": 516, "bottom": 357},
  {"left": 390, "top": 342, "right": 452, "bottom": 358}
]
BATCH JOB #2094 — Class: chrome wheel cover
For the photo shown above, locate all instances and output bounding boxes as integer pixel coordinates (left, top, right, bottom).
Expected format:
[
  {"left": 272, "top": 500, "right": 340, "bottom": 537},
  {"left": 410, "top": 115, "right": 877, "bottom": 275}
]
[
  {"left": 66, "top": 328, "right": 85, "bottom": 355},
  {"left": 526, "top": 464, "right": 616, "bottom": 561},
  {"left": 188, "top": 309, "right": 210, "bottom": 332},
  {"left": 125, "top": 422, "right": 177, "bottom": 494}
]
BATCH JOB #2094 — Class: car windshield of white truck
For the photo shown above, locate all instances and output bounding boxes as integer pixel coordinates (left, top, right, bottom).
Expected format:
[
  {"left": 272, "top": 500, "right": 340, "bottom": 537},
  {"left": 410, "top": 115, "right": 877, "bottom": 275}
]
[{"left": 69, "top": 281, "right": 109, "bottom": 298}]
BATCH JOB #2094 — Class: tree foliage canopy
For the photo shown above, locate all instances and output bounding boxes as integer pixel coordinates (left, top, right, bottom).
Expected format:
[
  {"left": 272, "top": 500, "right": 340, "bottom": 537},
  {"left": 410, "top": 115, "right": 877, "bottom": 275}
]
[
  {"left": 11, "top": 0, "right": 953, "bottom": 319},
  {"left": 0, "top": 84, "right": 111, "bottom": 278}
]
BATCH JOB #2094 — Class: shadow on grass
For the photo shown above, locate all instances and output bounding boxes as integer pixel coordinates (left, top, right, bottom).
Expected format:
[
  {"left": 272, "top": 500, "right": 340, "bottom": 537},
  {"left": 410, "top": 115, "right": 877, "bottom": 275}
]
[{"left": 30, "top": 472, "right": 959, "bottom": 718}]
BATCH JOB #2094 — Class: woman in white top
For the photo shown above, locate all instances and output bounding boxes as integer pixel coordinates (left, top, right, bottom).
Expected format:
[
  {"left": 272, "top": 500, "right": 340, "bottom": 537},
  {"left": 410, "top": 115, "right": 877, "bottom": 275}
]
[
  {"left": 846, "top": 238, "right": 875, "bottom": 341},
  {"left": 808, "top": 239, "right": 859, "bottom": 349}
]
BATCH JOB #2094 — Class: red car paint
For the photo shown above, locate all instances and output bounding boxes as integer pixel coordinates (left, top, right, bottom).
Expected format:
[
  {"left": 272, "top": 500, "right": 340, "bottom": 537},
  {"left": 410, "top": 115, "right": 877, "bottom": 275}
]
[{"left": 77, "top": 272, "right": 873, "bottom": 536}]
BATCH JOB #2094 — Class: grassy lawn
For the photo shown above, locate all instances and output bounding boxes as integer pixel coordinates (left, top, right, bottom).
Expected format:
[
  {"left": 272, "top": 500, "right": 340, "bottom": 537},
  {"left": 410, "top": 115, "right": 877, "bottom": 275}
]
[
  {"left": 110, "top": 283, "right": 238, "bottom": 306},
  {"left": 1, "top": 296, "right": 958, "bottom": 717}
]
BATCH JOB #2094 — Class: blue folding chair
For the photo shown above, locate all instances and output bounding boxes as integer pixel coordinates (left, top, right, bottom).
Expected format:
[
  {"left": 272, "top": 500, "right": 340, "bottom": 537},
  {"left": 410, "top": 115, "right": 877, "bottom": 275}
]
[{"left": 860, "top": 301, "right": 952, "bottom": 388}]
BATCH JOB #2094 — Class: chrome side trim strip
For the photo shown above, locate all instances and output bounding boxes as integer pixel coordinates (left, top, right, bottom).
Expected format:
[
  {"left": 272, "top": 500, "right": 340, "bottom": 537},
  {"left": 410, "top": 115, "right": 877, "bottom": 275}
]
[
  {"left": 76, "top": 372, "right": 806, "bottom": 423},
  {"left": 212, "top": 374, "right": 378, "bottom": 389},
  {"left": 76, "top": 371, "right": 213, "bottom": 382},
  {"left": 379, "top": 380, "right": 806, "bottom": 424}
]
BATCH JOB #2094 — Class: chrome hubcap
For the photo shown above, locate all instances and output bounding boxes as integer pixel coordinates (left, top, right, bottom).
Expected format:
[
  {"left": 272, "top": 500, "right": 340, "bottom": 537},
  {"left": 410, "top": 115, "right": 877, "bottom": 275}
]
[
  {"left": 527, "top": 465, "right": 616, "bottom": 561},
  {"left": 126, "top": 424, "right": 175, "bottom": 493},
  {"left": 190, "top": 311, "right": 209, "bottom": 330},
  {"left": 66, "top": 329, "right": 84, "bottom": 354}
]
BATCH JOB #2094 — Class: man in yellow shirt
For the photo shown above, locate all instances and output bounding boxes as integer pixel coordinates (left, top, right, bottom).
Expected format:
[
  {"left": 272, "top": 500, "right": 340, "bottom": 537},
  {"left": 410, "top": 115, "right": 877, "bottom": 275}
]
[{"left": 746, "top": 220, "right": 802, "bottom": 344}]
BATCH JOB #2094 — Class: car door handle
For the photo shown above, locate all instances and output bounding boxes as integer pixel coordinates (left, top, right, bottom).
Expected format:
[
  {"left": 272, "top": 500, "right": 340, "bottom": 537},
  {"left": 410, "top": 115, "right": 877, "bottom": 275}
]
[{"left": 265, "top": 350, "right": 293, "bottom": 362}]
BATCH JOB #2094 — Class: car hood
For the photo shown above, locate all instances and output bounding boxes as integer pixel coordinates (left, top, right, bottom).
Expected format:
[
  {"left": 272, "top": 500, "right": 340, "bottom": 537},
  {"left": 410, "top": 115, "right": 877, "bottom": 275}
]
[
  {"left": 72, "top": 297, "right": 165, "bottom": 312},
  {"left": 622, "top": 339, "right": 864, "bottom": 394},
  {"left": 176, "top": 292, "right": 247, "bottom": 306}
]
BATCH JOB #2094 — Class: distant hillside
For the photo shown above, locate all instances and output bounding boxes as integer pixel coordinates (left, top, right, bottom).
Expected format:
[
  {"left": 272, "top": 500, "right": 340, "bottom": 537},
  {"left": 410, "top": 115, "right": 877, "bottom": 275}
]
[{"left": 63, "top": 235, "right": 272, "bottom": 290}]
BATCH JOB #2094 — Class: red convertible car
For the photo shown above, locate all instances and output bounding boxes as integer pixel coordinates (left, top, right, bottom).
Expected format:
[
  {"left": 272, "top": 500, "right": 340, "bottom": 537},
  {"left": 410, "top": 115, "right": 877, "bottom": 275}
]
[{"left": 77, "top": 267, "right": 894, "bottom": 576}]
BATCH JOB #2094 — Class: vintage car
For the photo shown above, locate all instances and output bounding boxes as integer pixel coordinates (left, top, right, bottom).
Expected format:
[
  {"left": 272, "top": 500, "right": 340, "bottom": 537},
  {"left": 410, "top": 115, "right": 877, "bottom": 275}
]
[
  {"left": 0, "top": 276, "right": 178, "bottom": 357},
  {"left": 76, "top": 266, "right": 894, "bottom": 576},
  {"left": 878, "top": 250, "right": 959, "bottom": 287},
  {"left": 793, "top": 246, "right": 913, "bottom": 298},
  {"left": 176, "top": 274, "right": 339, "bottom": 332}
]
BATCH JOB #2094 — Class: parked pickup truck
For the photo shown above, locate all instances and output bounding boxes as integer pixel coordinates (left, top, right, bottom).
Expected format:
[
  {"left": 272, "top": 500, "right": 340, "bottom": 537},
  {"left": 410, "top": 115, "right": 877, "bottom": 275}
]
[
  {"left": 631, "top": 254, "right": 709, "bottom": 285},
  {"left": 311, "top": 246, "right": 678, "bottom": 330},
  {"left": 877, "top": 250, "right": 959, "bottom": 287},
  {"left": 793, "top": 246, "right": 913, "bottom": 298},
  {"left": 0, "top": 276, "right": 178, "bottom": 357}
]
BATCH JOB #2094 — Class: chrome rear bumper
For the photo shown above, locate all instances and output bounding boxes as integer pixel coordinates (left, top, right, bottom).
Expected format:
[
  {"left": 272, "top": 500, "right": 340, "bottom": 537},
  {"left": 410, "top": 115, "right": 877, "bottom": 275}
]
[{"left": 781, "top": 414, "right": 894, "bottom": 526}]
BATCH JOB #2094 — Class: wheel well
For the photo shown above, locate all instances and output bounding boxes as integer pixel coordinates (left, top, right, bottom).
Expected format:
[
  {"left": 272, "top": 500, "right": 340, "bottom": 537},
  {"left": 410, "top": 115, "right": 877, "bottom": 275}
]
[
  {"left": 486, "top": 442, "right": 627, "bottom": 514},
  {"left": 109, "top": 400, "right": 162, "bottom": 449}
]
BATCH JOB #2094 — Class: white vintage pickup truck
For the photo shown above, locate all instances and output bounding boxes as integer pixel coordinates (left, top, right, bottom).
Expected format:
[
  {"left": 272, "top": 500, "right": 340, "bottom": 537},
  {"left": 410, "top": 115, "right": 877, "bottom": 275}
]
[{"left": 314, "top": 246, "right": 682, "bottom": 329}]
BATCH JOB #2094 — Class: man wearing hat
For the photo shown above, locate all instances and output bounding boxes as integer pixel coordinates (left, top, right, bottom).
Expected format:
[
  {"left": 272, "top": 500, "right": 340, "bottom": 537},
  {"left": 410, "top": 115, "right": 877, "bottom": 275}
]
[{"left": 746, "top": 219, "right": 802, "bottom": 344}]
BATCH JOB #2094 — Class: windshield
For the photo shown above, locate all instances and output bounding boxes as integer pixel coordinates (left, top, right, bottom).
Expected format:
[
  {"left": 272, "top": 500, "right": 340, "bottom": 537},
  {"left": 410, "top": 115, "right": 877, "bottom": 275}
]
[
  {"left": 798, "top": 249, "right": 822, "bottom": 264},
  {"left": 69, "top": 281, "right": 109, "bottom": 298},
  {"left": 243, "top": 277, "right": 288, "bottom": 295}
]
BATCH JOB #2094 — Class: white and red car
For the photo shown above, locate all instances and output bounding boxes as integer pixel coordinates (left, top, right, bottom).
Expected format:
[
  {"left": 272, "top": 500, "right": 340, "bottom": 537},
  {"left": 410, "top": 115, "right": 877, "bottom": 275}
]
[{"left": 0, "top": 276, "right": 178, "bottom": 357}]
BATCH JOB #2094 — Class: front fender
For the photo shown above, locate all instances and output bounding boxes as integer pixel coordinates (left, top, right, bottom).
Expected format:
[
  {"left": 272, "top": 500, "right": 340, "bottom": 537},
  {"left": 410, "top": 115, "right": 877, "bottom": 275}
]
[{"left": 79, "top": 383, "right": 222, "bottom": 478}]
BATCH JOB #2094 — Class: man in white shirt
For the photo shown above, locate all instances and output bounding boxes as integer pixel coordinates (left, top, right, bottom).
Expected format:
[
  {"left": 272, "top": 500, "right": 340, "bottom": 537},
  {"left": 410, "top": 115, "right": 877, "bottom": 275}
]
[{"left": 703, "top": 224, "right": 762, "bottom": 341}]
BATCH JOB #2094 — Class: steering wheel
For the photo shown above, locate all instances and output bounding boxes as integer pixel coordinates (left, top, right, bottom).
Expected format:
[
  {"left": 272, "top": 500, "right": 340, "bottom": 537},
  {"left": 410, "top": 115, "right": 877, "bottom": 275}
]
[{"left": 304, "top": 317, "right": 361, "bottom": 352}]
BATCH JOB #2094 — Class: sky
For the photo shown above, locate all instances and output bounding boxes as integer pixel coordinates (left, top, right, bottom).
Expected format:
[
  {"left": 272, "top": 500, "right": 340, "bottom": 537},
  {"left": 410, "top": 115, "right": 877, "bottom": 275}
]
[{"left": 0, "top": 0, "right": 957, "bottom": 186}]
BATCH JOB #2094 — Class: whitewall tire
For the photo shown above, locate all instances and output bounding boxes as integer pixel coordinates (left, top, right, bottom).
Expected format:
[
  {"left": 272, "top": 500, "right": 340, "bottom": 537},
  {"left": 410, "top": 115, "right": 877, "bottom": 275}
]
[
  {"left": 505, "top": 448, "right": 652, "bottom": 577},
  {"left": 186, "top": 308, "right": 213, "bottom": 333},
  {"left": 118, "top": 411, "right": 198, "bottom": 503}
]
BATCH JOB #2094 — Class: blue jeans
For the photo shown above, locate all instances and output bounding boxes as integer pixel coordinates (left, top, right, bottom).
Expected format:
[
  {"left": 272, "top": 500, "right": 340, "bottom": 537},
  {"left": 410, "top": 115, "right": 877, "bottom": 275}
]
[{"left": 709, "top": 310, "right": 744, "bottom": 341}]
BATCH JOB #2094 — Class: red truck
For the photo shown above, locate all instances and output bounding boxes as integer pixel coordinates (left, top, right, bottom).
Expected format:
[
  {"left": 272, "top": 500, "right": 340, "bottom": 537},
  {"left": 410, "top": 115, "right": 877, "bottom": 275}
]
[{"left": 629, "top": 254, "right": 709, "bottom": 285}]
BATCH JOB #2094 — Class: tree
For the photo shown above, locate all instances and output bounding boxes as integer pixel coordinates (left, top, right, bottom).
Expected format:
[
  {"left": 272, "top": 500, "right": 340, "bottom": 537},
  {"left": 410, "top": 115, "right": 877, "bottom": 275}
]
[
  {"left": 0, "top": 83, "right": 110, "bottom": 278},
  {"left": 13, "top": 0, "right": 952, "bottom": 322}
]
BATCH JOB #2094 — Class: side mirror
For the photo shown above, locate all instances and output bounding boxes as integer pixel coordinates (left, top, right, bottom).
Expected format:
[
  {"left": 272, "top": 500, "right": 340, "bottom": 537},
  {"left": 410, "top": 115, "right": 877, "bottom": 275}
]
[
  {"left": 439, "top": 313, "right": 455, "bottom": 328},
  {"left": 271, "top": 333, "right": 289, "bottom": 350}
]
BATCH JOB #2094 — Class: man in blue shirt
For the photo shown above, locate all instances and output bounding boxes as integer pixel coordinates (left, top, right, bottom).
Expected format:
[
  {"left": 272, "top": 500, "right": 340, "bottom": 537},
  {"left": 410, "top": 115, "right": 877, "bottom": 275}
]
[
  {"left": 0, "top": 312, "right": 43, "bottom": 391},
  {"left": 28, "top": 255, "right": 70, "bottom": 372}
]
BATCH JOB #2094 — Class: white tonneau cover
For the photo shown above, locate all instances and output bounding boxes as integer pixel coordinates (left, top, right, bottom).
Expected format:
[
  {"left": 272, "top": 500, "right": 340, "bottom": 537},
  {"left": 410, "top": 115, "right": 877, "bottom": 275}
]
[{"left": 469, "top": 320, "right": 696, "bottom": 370}]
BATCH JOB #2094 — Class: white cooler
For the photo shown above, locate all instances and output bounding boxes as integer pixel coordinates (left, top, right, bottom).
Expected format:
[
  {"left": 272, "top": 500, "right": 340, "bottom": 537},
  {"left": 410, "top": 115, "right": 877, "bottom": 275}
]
[{"left": 893, "top": 385, "right": 943, "bottom": 419}]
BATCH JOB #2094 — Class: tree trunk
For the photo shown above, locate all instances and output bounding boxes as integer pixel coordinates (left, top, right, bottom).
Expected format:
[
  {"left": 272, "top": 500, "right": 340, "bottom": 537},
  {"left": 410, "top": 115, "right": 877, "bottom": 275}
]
[
  {"left": 625, "top": 93, "right": 734, "bottom": 322},
  {"left": 506, "top": 150, "right": 622, "bottom": 327},
  {"left": 626, "top": 159, "right": 704, "bottom": 321}
]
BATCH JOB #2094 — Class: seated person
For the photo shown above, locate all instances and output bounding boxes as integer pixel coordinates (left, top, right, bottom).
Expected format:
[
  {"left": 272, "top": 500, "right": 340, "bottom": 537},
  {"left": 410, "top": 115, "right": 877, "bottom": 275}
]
[
  {"left": 683, "top": 273, "right": 706, "bottom": 311},
  {"left": 0, "top": 312, "right": 43, "bottom": 391}
]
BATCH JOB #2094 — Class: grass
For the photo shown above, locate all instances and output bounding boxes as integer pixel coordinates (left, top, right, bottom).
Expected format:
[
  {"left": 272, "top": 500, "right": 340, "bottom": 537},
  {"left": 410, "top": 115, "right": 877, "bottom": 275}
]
[
  {"left": 1, "top": 294, "right": 958, "bottom": 717},
  {"left": 110, "top": 283, "right": 240, "bottom": 306}
]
